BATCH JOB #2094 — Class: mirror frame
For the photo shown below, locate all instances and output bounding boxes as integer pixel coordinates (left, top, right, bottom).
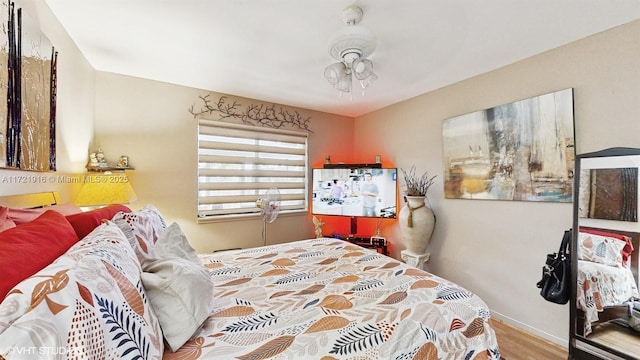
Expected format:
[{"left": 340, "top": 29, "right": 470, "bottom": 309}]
[{"left": 570, "top": 147, "right": 640, "bottom": 359}]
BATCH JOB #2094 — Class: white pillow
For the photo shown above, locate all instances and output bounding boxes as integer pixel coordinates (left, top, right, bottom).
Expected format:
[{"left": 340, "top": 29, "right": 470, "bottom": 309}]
[
  {"left": 140, "top": 222, "right": 213, "bottom": 352},
  {"left": 140, "top": 257, "right": 213, "bottom": 352},
  {"left": 154, "top": 222, "right": 200, "bottom": 264}
]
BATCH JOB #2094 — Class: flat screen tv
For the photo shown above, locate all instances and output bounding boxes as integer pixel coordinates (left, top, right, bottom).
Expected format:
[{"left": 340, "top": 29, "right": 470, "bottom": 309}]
[{"left": 311, "top": 167, "right": 397, "bottom": 234}]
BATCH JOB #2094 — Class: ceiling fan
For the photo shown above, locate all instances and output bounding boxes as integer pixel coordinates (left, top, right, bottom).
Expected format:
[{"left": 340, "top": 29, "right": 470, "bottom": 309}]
[
  {"left": 256, "top": 187, "right": 281, "bottom": 246},
  {"left": 324, "top": 3, "right": 378, "bottom": 97}
]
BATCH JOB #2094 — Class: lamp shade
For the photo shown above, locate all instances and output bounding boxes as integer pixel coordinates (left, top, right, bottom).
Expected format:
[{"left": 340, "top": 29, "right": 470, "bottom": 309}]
[{"left": 74, "top": 173, "right": 138, "bottom": 207}]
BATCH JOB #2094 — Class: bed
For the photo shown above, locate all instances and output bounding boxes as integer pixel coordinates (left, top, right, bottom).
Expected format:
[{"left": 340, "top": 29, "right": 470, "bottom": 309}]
[
  {"left": 0, "top": 192, "right": 500, "bottom": 359},
  {"left": 576, "top": 228, "right": 640, "bottom": 336}
]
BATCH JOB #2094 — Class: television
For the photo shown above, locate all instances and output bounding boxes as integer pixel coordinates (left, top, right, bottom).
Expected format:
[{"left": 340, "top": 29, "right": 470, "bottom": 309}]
[{"left": 311, "top": 166, "right": 398, "bottom": 235}]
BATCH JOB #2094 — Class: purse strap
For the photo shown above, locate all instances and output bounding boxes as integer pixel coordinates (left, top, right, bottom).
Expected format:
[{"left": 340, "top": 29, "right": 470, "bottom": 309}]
[{"left": 558, "top": 229, "right": 571, "bottom": 258}]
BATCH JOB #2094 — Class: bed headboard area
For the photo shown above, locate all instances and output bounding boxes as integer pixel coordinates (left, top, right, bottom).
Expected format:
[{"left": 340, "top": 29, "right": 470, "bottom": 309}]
[
  {"left": 0, "top": 192, "right": 134, "bottom": 305},
  {"left": 580, "top": 226, "right": 640, "bottom": 286},
  {"left": 0, "top": 191, "right": 61, "bottom": 209}
]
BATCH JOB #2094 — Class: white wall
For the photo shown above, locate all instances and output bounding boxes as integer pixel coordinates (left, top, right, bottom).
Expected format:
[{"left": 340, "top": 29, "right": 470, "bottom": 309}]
[
  {"left": 354, "top": 20, "right": 640, "bottom": 346},
  {"left": 0, "top": 0, "right": 94, "bottom": 200},
  {"left": 92, "top": 72, "right": 355, "bottom": 252}
]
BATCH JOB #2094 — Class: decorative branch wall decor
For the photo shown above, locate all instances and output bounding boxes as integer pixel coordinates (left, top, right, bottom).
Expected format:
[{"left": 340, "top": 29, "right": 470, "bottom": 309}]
[
  {"left": 0, "top": 1, "right": 57, "bottom": 171},
  {"left": 189, "top": 94, "right": 313, "bottom": 132}
]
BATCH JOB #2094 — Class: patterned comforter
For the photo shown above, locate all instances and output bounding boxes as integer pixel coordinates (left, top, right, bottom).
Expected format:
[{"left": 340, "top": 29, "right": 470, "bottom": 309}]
[
  {"left": 165, "top": 238, "right": 500, "bottom": 360},
  {"left": 577, "top": 259, "right": 639, "bottom": 336}
]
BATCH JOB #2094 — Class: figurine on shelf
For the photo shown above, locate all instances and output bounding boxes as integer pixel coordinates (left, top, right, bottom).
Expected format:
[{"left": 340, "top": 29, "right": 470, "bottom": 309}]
[
  {"left": 96, "top": 148, "right": 108, "bottom": 167},
  {"left": 313, "top": 216, "right": 325, "bottom": 238},
  {"left": 88, "top": 152, "right": 99, "bottom": 167},
  {"left": 117, "top": 155, "right": 129, "bottom": 168}
]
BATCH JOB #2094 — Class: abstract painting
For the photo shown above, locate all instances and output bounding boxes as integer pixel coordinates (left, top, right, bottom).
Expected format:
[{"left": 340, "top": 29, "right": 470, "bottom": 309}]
[
  {"left": 443, "top": 88, "right": 575, "bottom": 202},
  {"left": 0, "top": 1, "right": 10, "bottom": 168},
  {"left": 1, "top": 1, "right": 57, "bottom": 171}
]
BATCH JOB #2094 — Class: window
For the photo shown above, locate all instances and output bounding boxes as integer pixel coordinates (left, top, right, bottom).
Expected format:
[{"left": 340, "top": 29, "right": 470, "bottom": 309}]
[{"left": 197, "top": 119, "right": 308, "bottom": 220}]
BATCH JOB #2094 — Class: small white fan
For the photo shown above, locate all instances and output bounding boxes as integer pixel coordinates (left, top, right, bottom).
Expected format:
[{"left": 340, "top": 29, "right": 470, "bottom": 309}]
[{"left": 256, "top": 187, "right": 281, "bottom": 245}]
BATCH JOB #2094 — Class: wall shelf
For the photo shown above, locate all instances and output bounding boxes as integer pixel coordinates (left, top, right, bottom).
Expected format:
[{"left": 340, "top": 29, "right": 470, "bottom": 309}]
[
  {"left": 323, "top": 163, "right": 381, "bottom": 169},
  {"left": 86, "top": 166, "right": 134, "bottom": 172}
]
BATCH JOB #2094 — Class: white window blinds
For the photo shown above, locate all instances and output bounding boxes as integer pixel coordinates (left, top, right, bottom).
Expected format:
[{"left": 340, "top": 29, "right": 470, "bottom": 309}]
[{"left": 197, "top": 119, "right": 308, "bottom": 219}]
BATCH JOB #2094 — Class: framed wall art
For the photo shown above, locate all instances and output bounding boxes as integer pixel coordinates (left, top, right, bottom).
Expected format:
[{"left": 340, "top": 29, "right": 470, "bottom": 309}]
[
  {"left": 0, "top": 1, "right": 58, "bottom": 172},
  {"left": 578, "top": 166, "right": 638, "bottom": 222},
  {"left": 442, "top": 88, "right": 575, "bottom": 202}
]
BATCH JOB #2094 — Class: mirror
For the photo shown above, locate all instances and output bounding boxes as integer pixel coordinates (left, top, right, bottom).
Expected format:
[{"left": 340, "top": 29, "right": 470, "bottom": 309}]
[{"left": 571, "top": 148, "right": 640, "bottom": 359}]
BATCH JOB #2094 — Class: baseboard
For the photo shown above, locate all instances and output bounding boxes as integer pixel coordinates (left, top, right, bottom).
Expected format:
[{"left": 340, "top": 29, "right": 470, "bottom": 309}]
[{"left": 491, "top": 310, "right": 569, "bottom": 347}]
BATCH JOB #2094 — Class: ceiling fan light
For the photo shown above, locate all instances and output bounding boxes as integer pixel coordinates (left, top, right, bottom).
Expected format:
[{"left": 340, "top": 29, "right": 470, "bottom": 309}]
[
  {"left": 359, "top": 72, "right": 377, "bottom": 89},
  {"left": 336, "top": 72, "right": 352, "bottom": 92},
  {"left": 352, "top": 58, "right": 374, "bottom": 80},
  {"left": 324, "top": 62, "right": 347, "bottom": 85}
]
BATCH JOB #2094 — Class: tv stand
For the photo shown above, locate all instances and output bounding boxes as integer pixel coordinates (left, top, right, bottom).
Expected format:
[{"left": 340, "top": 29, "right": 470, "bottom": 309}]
[
  {"left": 323, "top": 163, "right": 382, "bottom": 169},
  {"left": 327, "top": 233, "right": 388, "bottom": 256}
]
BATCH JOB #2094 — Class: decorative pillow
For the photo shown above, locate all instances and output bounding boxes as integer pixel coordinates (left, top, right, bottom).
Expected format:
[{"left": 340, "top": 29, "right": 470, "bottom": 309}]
[
  {"left": 580, "top": 228, "right": 633, "bottom": 266},
  {"left": 0, "top": 210, "right": 79, "bottom": 300},
  {"left": 140, "top": 223, "right": 211, "bottom": 352},
  {"left": 0, "top": 207, "right": 16, "bottom": 232},
  {"left": 111, "top": 205, "right": 167, "bottom": 264},
  {"left": 66, "top": 204, "right": 131, "bottom": 239},
  {"left": 578, "top": 231, "right": 627, "bottom": 267},
  {"left": 153, "top": 222, "right": 200, "bottom": 264},
  {"left": 0, "top": 222, "right": 164, "bottom": 357},
  {"left": 141, "top": 256, "right": 213, "bottom": 352},
  {"left": 2, "top": 203, "right": 83, "bottom": 225}
]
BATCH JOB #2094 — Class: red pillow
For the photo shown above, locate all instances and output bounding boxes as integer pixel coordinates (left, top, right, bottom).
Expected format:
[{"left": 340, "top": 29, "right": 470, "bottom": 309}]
[
  {"left": 66, "top": 204, "right": 131, "bottom": 239},
  {"left": 0, "top": 210, "right": 79, "bottom": 300},
  {"left": 3, "top": 203, "right": 83, "bottom": 225},
  {"left": 0, "top": 207, "right": 17, "bottom": 232}
]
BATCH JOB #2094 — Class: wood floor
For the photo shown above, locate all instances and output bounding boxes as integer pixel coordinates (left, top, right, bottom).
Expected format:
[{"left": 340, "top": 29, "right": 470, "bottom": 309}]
[
  {"left": 490, "top": 318, "right": 568, "bottom": 360},
  {"left": 586, "top": 321, "right": 640, "bottom": 358}
]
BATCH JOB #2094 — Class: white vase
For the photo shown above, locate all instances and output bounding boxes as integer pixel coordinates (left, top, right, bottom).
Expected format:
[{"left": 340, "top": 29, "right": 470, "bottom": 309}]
[{"left": 399, "top": 196, "right": 436, "bottom": 255}]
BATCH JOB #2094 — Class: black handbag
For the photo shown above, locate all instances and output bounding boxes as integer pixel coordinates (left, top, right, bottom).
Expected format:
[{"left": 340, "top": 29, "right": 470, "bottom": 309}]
[{"left": 536, "top": 229, "right": 571, "bottom": 304}]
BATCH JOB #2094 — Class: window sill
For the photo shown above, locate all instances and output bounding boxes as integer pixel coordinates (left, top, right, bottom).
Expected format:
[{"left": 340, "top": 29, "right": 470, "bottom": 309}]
[{"left": 197, "top": 209, "right": 308, "bottom": 224}]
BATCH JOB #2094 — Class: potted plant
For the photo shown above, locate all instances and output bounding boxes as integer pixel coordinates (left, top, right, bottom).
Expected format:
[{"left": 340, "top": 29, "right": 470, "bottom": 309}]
[
  {"left": 401, "top": 166, "right": 437, "bottom": 197},
  {"left": 399, "top": 166, "right": 437, "bottom": 255}
]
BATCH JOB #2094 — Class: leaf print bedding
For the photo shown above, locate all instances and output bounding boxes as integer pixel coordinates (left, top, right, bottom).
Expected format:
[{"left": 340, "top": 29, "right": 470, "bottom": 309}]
[
  {"left": 166, "top": 238, "right": 500, "bottom": 360},
  {"left": 0, "top": 222, "right": 163, "bottom": 360},
  {"left": 576, "top": 259, "right": 639, "bottom": 336}
]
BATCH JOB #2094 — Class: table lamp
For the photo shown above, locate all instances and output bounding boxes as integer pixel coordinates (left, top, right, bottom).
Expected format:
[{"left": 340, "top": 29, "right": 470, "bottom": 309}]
[{"left": 74, "top": 173, "right": 138, "bottom": 207}]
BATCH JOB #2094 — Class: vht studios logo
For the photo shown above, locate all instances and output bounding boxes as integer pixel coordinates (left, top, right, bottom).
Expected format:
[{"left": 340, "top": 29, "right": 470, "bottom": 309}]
[{"left": 4, "top": 346, "right": 85, "bottom": 356}]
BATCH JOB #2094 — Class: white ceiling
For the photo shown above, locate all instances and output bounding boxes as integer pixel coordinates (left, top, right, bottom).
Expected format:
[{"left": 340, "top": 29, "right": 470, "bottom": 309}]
[{"left": 44, "top": 0, "right": 640, "bottom": 118}]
